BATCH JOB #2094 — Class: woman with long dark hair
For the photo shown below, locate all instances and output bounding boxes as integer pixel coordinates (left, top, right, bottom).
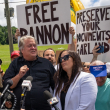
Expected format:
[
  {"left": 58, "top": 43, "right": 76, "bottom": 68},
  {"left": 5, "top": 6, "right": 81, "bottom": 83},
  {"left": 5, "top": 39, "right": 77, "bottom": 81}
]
[{"left": 53, "top": 50, "right": 97, "bottom": 110}]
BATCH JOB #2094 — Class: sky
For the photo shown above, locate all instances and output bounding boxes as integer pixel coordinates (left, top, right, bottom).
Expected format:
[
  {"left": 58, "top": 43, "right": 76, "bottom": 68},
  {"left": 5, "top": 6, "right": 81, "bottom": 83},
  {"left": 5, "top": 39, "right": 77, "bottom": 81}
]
[{"left": 0, "top": 0, "right": 110, "bottom": 27}]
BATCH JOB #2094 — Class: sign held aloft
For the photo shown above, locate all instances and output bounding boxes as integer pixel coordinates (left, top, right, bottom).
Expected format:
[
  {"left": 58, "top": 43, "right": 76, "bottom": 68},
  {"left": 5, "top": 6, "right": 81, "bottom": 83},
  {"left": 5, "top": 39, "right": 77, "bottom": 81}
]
[
  {"left": 76, "top": 5, "right": 110, "bottom": 62},
  {"left": 17, "top": 0, "right": 71, "bottom": 46}
]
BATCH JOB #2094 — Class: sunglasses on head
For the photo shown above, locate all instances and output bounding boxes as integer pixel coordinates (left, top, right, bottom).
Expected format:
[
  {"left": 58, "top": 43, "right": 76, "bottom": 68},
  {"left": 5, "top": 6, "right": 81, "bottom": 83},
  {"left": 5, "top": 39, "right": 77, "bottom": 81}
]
[
  {"left": 83, "top": 65, "right": 90, "bottom": 68},
  {"left": 59, "top": 54, "right": 70, "bottom": 63}
]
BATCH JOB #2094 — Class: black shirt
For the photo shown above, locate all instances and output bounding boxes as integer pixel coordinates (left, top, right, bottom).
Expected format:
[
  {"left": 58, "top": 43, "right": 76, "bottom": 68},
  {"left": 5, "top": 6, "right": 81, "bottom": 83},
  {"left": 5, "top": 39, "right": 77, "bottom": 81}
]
[
  {"left": 60, "top": 91, "right": 66, "bottom": 110},
  {"left": 3, "top": 56, "right": 56, "bottom": 110}
]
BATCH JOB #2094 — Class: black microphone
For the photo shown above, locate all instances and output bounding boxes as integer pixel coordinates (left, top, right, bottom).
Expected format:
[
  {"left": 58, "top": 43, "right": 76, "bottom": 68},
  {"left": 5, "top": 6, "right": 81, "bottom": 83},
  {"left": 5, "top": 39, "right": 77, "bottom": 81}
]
[
  {"left": 1, "top": 91, "right": 12, "bottom": 109},
  {"left": 0, "top": 79, "right": 13, "bottom": 98},
  {"left": 21, "top": 76, "right": 33, "bottom": 97},
  {"left": 43, "top": 90, "right": 60, "bottom": 110}
]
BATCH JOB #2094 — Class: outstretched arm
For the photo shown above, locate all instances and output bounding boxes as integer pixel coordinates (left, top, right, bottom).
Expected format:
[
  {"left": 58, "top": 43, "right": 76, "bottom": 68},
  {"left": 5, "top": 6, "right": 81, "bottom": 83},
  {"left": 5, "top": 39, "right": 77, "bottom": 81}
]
[
  {"left": 67, "top": 26, "right": 76, "bottom": 51},
  {"left": 91, "top": 45, "right": 101, "bottom": 63},
  {"left": 15, "top": 29, "right": 21, "bottom": 40}
]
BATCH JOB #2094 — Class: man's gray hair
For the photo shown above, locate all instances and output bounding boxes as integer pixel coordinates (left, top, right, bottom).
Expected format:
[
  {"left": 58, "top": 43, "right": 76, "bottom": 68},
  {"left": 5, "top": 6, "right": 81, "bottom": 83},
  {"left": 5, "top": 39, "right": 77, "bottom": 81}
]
[
  {"left": 19, "top": 35, "right": 37, "bottom": 56},
  {"left": 90, "top": 60, "right": 104, "bottom": 66}
]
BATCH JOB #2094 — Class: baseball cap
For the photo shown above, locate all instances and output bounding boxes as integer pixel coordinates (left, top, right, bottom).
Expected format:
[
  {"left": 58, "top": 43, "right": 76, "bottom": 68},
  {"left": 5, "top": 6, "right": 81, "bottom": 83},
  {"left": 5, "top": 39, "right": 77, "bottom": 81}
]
[
  {"left": 11, "top": 51, "right": 20, "bottom": 58},
  {"left": 89, "top": 65, "right": 107, "bottom": 77}
]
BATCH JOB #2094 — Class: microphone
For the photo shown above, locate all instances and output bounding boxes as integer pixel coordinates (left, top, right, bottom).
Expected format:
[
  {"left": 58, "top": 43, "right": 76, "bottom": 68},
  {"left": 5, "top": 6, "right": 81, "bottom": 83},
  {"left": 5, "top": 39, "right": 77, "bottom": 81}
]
[
  {"left": 1, "top": 91, "right": 12, "bottom": 109},
  {"left": 21, "top": 76, "right": 33, "bottom": 97},
  {"left": 1, "top": 90, "right": 17, "bottom": 109},
  {"left": 21, "top": 76, "right": 33, "bottom": 109},
  {"left": 0, "top": 79, "right": 13, "bottom": 98},
  {"left": 43, "top": 90, "right": 60, "bottom": 110}
]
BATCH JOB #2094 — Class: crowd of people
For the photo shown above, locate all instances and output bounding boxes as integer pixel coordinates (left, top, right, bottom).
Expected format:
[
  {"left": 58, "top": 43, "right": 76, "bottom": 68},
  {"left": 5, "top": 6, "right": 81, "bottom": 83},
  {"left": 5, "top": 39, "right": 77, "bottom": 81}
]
[{"left": 0, "top": 26, "right": 110, "bottom": 110}]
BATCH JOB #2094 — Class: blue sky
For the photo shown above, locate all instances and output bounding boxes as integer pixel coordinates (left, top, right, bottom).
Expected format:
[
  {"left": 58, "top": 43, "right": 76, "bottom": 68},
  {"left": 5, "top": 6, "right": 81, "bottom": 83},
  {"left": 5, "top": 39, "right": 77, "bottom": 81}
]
[{"left": 0, "top": 0, "right": 110, "bottom": 27}]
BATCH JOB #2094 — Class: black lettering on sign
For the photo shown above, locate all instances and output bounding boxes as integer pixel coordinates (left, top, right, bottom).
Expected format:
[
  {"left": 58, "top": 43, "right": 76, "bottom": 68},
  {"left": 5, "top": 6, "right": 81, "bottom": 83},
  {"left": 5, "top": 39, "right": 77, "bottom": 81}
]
[
  {"left": 80, "top": 44, "right": 84, "bottom": 55},
  {"left": 36, "top": 26, "right": 44, "bottom": 44},
  {"left": 61, "top": 23, "right": 69, "bottom": 44},
  {"left": 82, "top": 23, "right": 86, "bottom": 31},
  {"left": 44, "top": 25, "right": 52, "bottom": 44},
  {"left": 91, "top": 9, "right": 95, "bottom": 21},
  {"left": 84, "top": 43, "right": 87, "bottom": 55},
  {"left": 77, "top": 33, "right": 83, "bottom": 42},
  {"left": 105, "top": 7, "right": 110, "bottom": 20},
  {"left": 77, "top": 12, "right": 82, "bottom": 24},
  {"left": 86, "top": 10, "right": 91, "bottom": 22},
  {"left": 100, "top": 8, "right": 105, "bottom": 21},
  {"left": 20, "top": 28, "right": 28, "bottom": 36},
  {"left": 25, "top": 5, "right": 32, "bottom": 25},
  {"left": 88, "top": 43, "right": 92, "bottom": 54},
  {"left": 50, "top": 1, "right": 59, "bottom": 21},
  {"left": 104, "top": 42, "right": 110, "bottom": 53},
  {"left": 52, "top": 24, "right": 61, "bottom": 44},
  {"left": 33, "top": 4, "right": 42, "bottom": 24},
  {"left": 42, "top": 2, "right": 50, "bottom": 23},
  {"left": 95, "top": 9, "right": 100, "bottom": 21},
  {"left": 77, "top": 43, "right": 93, "bottom": 55},
  {"left": 105, "top": 30, "right": 110, "bottom": 40},
  {"left": 95, "top": 22, "right": 100, "bottom": 30},
  {"left": 83, "top": 11, "right": 86, "bottom": 22},
  {"left": 30, "top": 27, "right": 35, "bottom": 37}
]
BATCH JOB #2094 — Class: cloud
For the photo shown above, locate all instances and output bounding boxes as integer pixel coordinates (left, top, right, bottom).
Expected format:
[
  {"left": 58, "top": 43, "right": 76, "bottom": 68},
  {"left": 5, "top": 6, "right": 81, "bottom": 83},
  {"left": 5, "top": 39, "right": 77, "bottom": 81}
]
[
  {"left": 93, "top": 0, "right": 110, "bottom": 7},
  {"left": 80, "top": 0, "right": 93, "bottom": 8},
  {"left": 81, "top": 0, "right": 110, "bottom": 8}
]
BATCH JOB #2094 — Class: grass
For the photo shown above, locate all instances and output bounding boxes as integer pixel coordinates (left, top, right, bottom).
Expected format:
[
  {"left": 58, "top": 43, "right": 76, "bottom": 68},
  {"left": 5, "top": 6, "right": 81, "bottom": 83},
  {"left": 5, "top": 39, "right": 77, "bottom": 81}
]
[{"left": 0, "top": 43, "right": 68, "bottom": 72}]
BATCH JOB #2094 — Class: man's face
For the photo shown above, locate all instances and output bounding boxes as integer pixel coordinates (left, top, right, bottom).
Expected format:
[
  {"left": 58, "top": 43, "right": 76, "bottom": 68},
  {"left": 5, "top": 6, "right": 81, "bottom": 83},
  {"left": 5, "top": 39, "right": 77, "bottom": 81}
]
[
  {"left": 44, "top": 50, "right": 56, "bottom": 65},
  {"left": 21, "top": 38, "right": 37, "bottom": 61},
  {"left": 96, "top": 76, "right": 107, "bottom": 86}
]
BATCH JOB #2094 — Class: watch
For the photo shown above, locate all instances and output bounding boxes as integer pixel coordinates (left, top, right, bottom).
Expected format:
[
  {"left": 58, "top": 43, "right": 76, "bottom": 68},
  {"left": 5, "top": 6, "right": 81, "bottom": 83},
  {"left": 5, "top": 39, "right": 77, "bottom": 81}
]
[{"left": 0, "top": 70, "right": 3, "bottom": 73}]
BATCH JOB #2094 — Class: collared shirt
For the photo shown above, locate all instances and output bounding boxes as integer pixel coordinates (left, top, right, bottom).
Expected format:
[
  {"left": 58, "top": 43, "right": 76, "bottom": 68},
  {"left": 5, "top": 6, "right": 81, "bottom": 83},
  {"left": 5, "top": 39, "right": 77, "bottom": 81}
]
[
  {"left": 95, "top": 78, "right": 110, "bottom": 110},
  {"left": 3, "top": 56, "right": 56, "bottom": 110}
]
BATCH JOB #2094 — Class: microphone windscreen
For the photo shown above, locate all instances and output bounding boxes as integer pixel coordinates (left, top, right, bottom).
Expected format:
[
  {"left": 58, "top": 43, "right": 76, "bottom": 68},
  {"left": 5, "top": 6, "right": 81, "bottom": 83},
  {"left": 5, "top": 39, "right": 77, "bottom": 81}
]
[
  {"left": 43, "top": 90, "right": 52, "bottom": 100},
  {"left": 26, "top": 76, "right": 33, "bottom": 82},
  {"left": 4, "top": 92, "right": 9, "bottom": 99},
  {"left": 7, "top": 79, "right": 13, "bottom": 86},
  {"left": 4, "top": 92, "right": 12, "bottom": 100}
]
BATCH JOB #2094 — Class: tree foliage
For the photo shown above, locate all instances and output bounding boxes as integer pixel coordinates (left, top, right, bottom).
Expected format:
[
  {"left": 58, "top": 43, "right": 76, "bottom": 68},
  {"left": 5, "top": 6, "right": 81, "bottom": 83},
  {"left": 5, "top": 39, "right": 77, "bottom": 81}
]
[{"left": 0, "top": 25, "right": 17, "bottom": 45}]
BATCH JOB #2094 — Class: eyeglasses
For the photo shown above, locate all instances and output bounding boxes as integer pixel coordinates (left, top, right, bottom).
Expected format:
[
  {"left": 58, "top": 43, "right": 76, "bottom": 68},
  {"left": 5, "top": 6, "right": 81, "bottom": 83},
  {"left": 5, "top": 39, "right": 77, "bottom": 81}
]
[
  {"left": 59, "top": 55, "right": 70, "bottom": 63},
  {"left": 83, "top": 65, "right": 90, "bottom": 68}
]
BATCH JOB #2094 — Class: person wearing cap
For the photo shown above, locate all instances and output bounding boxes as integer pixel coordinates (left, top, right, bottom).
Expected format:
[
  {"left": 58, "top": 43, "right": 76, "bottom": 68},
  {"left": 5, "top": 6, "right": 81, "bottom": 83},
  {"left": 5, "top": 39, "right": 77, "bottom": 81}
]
[
  {"left": 90, "top": 60, "right": 110, "bottom": 110},
  {"left": 11, "top": 50, "right": 20, "bottom": 61}
]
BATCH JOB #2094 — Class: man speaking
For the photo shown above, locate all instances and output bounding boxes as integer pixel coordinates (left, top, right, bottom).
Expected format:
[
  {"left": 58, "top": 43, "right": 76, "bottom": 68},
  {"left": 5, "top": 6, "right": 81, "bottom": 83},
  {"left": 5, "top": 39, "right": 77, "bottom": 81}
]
[{"left": 3, "top": 36, "right": 55, "bottom": 110}]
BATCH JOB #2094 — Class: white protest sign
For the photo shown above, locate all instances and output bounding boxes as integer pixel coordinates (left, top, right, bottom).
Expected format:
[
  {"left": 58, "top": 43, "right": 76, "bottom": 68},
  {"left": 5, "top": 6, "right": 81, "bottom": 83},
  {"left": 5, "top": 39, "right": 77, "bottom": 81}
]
[
  {"left": 17, "top": 0, "right": 71, "bottom": 46},
  {"left": 76, "top": 5, "right": 110, "bottom": 62}
]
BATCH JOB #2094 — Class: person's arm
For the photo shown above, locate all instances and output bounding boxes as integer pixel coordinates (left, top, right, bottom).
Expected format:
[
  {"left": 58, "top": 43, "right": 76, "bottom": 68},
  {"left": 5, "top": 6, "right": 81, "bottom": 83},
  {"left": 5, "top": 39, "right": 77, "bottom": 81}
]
[
  {"left": 77, "top": 73, "right": 97, "bottom": 110},
  {"left": 0, "top": 65, "right": 5, "bottom": 77},
  {"left": 10, "top": 65, "right": 29, "bottom": 89},
  {"left": 15, "top": 29, "right": 21, "bottom": 40},
  {"left": 91, "top": 45, "right": 101, "bottom": 63},
  {"left": 68, "top": 26, "right": 76, "bottom": 51}
]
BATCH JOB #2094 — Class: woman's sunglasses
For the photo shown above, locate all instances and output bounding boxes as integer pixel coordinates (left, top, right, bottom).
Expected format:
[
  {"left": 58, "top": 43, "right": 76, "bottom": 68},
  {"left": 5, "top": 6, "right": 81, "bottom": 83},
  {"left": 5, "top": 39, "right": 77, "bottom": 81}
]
[
  {"left": 59, "top": 55, "right": 70, "bottom": 63},
  {"left": 83, "top": 65, "right": 90, "bottom": 68}
]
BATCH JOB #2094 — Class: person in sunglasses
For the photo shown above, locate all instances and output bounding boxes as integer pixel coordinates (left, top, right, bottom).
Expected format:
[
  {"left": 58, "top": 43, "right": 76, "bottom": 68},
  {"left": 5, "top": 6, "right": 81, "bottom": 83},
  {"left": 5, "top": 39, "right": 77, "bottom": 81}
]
[
  {"left": 83, "top": 62, "right": 90, "bottom": 73},
  {"left": 53, "top": 50, "right": 97, "bottom": 110}
]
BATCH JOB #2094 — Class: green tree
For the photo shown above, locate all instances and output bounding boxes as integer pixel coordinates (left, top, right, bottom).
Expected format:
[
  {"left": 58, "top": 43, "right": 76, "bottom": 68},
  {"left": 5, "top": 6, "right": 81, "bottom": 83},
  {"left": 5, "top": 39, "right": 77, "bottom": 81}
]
[{"left": 0, "top": 25, "right": 17, "bottom": 45}]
